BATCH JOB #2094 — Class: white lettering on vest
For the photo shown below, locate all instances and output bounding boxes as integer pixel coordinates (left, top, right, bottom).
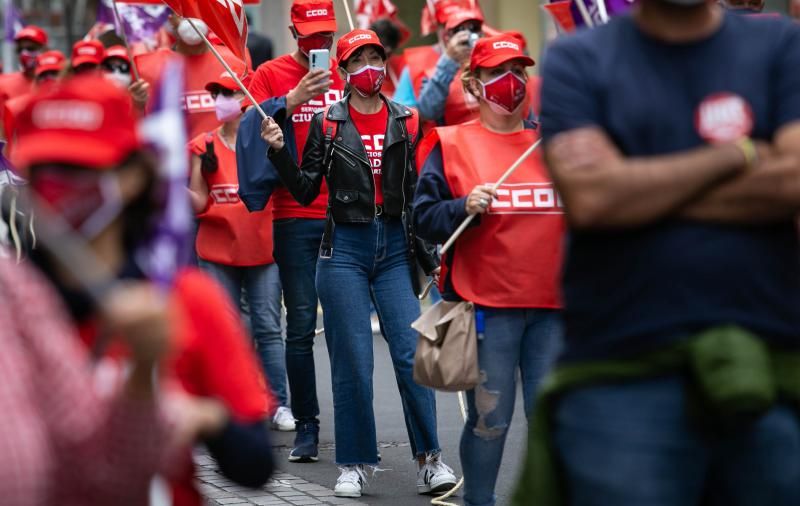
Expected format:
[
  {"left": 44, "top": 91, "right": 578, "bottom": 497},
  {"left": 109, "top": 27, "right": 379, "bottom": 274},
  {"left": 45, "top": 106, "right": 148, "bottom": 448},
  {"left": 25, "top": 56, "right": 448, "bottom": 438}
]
[
  {"left": 183, "top": 91, "right": 216, "bottom": 112},
  {"left": 489, "top": 183, "right": 564, "bottom": 215},
  {"left": 210, "top": 184, "right": 240, "bottom": 204}
]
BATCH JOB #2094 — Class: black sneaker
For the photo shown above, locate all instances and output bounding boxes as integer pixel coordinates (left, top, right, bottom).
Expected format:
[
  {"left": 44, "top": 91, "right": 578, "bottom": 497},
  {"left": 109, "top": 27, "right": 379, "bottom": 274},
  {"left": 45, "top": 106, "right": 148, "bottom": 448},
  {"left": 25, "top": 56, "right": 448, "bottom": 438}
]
[{"left": 288, "top": 420, "right": 319, "bottom": 462}]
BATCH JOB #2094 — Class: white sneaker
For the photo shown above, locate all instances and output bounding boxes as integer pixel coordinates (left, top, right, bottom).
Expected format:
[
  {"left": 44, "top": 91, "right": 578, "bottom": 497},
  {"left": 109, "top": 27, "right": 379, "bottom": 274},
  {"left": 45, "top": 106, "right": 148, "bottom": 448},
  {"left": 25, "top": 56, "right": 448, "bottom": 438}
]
[
  {"left": 370, "top": 314, "right": 381, "bottom": 334},
  {"left": 271, "top": 406, "right": 296, "bottom": 432},
  {"left": 334, "top": 465, "right": 367, "bottom": 498},
  {"left": 417, "top": 453, "right": 458, "bottom": 495}
]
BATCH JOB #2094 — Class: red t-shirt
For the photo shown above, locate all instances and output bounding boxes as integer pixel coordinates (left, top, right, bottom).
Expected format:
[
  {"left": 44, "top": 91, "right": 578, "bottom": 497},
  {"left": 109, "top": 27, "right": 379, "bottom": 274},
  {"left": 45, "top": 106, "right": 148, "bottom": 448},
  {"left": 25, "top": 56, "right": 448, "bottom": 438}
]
[
  {"left": 190, "top": 130, "right": 274, "bottom": 266},
  {"left": 136, "top": 48, "right": 250, "bottom": 141},
  {"left": 0, "top": 72, "right": 33, "bottom": 128},
  {"left": 78, "top": 268, "right": 274, "bottom": 506},
  {"left": 248, "top": 54, "right": 345, "bottom": 220},
  {"left": 349, "top": 103, "right": 389, "bottom": 206}
]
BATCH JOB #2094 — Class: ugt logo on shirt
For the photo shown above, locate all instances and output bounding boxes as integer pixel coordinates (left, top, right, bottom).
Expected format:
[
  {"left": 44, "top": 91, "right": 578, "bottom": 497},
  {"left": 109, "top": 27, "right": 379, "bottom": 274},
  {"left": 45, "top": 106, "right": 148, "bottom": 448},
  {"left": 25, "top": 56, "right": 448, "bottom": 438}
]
[{"left": 695, "top": 93, "right": 754, "bottom": 143}]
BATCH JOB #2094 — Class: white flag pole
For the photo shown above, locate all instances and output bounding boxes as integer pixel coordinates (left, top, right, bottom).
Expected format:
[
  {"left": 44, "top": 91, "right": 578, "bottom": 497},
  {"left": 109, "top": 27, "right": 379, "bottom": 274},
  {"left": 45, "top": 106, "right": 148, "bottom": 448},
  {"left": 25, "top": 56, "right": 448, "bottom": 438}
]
[
  {"left": 341, "top": 0, "right": 355, "bottom": 31},
  {"left": 418, "top": 139, "right": 543, "bottom": 300}
]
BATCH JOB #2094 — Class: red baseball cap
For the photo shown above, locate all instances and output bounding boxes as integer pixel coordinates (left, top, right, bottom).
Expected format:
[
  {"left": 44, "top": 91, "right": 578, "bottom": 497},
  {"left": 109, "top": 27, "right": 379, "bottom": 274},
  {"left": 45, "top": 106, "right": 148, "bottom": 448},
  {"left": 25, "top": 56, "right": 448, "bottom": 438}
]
[
  {"left": 15, "top": 25, "right": 48, "bottom": 46},
  {"left": 34, "top": 50, "right": 66, "bottom": 77},
  {"left": 470, "top": 34, "right": 535, "bottom": 72},
  {"left": 71, "top": 40, "right": 106, "bottom": 68},
  {"left": 205, "top": 71, "right": 251, "bottom": 94},
  {"left": 336, "top": 29, "right": 385, "bottom": 66},
  {"left": 102, "top": 45, "right": 130, "bottom": 64},
  {"left": 444, "top": 8, "right": 484, "bottom": 31},
  {"left": 13, "top": 76, "right": 141, "bottom": 170},
  {"left": 291, "top": 0, "right": 338, "bottom": 36}
]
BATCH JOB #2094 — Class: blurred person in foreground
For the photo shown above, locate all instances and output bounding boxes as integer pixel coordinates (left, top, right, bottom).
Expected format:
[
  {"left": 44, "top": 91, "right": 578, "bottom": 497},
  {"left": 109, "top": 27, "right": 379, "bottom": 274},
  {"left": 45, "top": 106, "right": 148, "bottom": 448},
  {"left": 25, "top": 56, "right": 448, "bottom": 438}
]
[
  {"left": 515, "top": 1, "right": 800, "bottom": 505},
  {"left": 14, "top": 76, "right": 275, "bottom": 506},
  {"left": 414, "top": 34, "right": 564, "bottom": 506},
  {"left": 238, "top": 0, "right": 345, "bottom": 463},
  {"left": 188, "top": 72, "right": 293, "bottom": 432},
  {"left": 261, "top": 29, "right": 455, "bottom": 499}
]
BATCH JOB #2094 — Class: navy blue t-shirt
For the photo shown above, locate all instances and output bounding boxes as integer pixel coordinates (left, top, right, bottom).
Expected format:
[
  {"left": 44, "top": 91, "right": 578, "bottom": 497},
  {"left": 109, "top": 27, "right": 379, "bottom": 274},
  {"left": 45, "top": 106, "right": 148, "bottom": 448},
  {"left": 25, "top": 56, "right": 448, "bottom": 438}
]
[{"left": 540, "top": 12, "right": 800, "bottom": 361}]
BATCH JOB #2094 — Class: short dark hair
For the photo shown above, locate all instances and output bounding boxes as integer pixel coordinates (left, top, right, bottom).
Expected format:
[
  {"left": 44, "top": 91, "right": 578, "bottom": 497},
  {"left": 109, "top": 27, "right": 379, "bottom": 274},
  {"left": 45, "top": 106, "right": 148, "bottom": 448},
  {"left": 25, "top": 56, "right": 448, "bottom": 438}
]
[{"left": 370, "top": 19, "right": 401, "bottom": 51}]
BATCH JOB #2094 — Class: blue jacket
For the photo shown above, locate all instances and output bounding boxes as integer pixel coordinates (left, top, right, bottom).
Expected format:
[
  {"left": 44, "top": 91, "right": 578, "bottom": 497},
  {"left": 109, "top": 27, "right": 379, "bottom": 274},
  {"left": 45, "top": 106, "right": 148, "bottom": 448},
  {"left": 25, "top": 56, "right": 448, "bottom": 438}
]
[{"left": 236, "top": 96, "right": 299, "bottom": 212}]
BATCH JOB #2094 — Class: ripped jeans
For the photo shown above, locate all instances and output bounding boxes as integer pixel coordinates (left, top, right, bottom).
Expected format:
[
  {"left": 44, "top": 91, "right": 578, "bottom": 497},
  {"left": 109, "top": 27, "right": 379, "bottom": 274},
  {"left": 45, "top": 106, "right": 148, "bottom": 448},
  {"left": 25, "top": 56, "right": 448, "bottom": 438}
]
[{"left": 460, "top": 307, "right": 562, "bottom": 506}]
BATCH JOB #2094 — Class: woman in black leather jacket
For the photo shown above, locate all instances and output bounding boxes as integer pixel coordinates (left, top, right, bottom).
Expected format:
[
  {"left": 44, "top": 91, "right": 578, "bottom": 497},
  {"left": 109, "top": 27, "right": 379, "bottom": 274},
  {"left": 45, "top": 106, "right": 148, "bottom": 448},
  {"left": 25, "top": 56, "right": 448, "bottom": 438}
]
[{"left": 261, "top": 29, "right": 455, "bottom": 499}]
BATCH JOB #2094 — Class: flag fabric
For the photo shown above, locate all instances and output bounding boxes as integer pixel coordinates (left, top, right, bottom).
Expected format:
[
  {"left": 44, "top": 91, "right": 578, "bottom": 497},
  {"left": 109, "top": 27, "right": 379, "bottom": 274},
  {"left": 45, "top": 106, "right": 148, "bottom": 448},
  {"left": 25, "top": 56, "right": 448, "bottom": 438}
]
[
  {"left": 355, "top": 0, "right": 411, "bottom": 46},
  {"left": 542, "top": 1, "right": 577, "bottom": 32},
  {"left": 136, "top": 58, "right": 192, "bottom": 288},
  {"left": 160, "top": 0, "right": 249, "bottom": 63},
  {"left": 3, "top": 0, "right": 25, "bottom": 43},
  {"left": 117, "top": 0, "right": 261, "bottom": 5},
  {"left": 96, "top": 0, "right": 171, "bottom": 45}
]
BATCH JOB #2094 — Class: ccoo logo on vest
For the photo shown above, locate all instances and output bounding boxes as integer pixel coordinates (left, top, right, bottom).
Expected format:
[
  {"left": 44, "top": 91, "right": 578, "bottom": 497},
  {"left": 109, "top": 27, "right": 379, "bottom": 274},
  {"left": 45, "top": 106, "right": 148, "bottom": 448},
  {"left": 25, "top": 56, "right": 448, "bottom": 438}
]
[
  {"left": 184, "top": 91, "right": 216, "bottom": 113},
  {"left": 489, "top": 182, "right": 564, "bottom": 215}
]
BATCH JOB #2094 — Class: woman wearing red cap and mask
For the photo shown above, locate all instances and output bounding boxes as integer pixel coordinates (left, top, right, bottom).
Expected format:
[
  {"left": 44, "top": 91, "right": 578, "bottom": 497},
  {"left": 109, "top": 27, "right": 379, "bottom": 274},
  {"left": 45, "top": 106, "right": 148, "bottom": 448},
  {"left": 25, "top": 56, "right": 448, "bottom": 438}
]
[
  {"left": 261, "top": 29, "right": 457, "bottom": 499},
  {"left": 413, "top": 34, "right": 565, "bottom": 506},
  {"left": 188, "top": 73, "right": 294, "bottom": 434},
  {"left": 13, "top": 76, "right": 275, "bottom": 506}
]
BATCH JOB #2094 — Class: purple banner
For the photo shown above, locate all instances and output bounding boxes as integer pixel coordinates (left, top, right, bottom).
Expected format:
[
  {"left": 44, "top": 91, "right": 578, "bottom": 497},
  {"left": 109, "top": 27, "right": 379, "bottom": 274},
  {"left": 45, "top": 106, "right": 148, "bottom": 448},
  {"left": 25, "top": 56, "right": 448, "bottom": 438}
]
[
  {"left": 96, "top": 0, "right": 170, "bottom": 44},
  {"left": 3, "top": 0, "right": 24, "bottom": 43}
]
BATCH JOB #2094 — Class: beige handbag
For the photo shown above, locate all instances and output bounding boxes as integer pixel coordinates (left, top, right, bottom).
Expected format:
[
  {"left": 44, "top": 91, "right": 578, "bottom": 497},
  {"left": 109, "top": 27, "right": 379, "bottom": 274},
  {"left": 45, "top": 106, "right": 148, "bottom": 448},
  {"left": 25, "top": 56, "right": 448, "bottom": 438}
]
[{"left": 412, "top": 300, "right": 480, "bottom": 392}]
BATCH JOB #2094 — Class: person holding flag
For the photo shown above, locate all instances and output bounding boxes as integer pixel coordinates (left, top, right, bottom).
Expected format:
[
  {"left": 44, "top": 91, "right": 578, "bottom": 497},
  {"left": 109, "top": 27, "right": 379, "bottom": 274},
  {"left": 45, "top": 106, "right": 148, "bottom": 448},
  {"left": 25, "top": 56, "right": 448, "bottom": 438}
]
[
  {"left": 514, "top": 1, "right": 800, "bottom": 504},
  {"left": 413, "top": 34, "right": 564, "bottom": 506},
  {"left": 13, "top": 74, "right": 275, "bottom": 506},
  {"left": 188, "top": 71, "right": 294, "bottom": 433},
  {"left": 260, "top": 28, "right": 457, "bottom": 499},
  {"left": 238, "top": 0, "right": 345, "bottom": 464}
]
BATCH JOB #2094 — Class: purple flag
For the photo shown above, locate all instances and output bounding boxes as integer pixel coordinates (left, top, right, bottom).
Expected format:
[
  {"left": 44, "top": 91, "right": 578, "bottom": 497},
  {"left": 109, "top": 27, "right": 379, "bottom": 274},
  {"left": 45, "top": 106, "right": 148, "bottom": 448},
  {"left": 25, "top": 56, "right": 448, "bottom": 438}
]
[
  {"left": 569, "top": 0, "right": 636, "bottom": 27},
  {"left": 3, "top": 0, "right": 25, "bottom": 43},
  {"left": 0, "top": 142, "right": 24, "bottom": 186},
  {"left": 136, "top": 58, "right": 192, "bottom": 288},
  {"left": 96, "top": 0, "right": 170, "bottom": 45}
]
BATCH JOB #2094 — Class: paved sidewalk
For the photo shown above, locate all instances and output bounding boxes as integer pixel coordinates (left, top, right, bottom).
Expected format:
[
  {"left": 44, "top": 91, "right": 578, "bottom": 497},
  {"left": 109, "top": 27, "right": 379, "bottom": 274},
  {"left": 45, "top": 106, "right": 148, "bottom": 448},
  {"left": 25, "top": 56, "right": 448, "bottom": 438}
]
[{"left": 197, "top": 453, "right": 365, "bottom": 506}]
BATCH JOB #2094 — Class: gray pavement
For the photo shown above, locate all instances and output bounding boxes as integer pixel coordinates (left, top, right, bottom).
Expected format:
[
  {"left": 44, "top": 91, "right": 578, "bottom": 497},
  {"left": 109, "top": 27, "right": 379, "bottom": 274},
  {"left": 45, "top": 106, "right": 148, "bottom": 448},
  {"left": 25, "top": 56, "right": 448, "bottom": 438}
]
[{"left": 201, "top": 329, "right": 529, "bottom": 506}]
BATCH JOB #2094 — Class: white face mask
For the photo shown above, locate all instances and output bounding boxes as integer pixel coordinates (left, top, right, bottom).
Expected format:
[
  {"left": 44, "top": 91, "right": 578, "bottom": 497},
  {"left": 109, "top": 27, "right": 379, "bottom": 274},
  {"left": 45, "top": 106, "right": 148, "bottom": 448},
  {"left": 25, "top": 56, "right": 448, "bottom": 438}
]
[
  {"left": 106, "top": 70, "right": 132, "bottom": 89},
  {"left": 177, "top": 18, "right": 209, "bottom": 46}
]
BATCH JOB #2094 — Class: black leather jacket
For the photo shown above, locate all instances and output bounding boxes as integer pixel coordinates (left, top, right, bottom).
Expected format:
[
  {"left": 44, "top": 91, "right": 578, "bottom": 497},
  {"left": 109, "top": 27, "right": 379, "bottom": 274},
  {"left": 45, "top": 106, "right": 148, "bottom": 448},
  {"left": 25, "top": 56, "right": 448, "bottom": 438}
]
[{"left": 269, "top": 94, "right": 439, "bottom": 278}]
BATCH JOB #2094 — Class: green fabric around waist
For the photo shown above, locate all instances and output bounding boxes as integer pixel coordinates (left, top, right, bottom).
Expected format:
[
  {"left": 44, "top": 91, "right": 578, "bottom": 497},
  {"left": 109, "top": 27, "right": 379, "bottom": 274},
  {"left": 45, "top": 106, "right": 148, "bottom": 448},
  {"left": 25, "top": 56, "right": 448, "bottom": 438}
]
[{"left": 512, "top": 325, "right": 800, "bottom": 506}]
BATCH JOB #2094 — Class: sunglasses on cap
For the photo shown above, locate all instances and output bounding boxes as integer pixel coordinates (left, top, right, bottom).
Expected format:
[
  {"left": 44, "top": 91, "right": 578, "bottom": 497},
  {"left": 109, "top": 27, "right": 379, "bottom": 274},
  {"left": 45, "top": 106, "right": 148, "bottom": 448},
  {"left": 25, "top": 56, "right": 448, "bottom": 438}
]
[
  {"left": 102, "top": 61, "right": 130, "bottom": 74},
  {"left": 210, "top": 88, "right": 237, "bottom": 99}
]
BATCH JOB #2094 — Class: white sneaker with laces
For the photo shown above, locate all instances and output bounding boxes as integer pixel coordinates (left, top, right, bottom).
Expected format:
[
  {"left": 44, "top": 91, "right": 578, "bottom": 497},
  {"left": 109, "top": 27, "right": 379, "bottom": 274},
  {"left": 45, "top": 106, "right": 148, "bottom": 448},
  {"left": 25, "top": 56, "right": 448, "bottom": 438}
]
[
  {"left": 417, "top": 453, "right": 458, "bottom": 495},
  {"left": 334, "top": 465, "right": 367, "bottom": 498},
  {"left": 272, "top": 406, "right": 296, "bottom": 432}
]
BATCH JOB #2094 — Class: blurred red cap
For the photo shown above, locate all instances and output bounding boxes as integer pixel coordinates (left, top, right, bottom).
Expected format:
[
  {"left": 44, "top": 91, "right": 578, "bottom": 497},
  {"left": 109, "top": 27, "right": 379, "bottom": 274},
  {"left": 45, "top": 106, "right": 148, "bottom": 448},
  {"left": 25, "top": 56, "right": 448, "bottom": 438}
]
[
  {"left": 103, "top": 45, "right": 130, "bottom": 64},
  {"left": 13, "top": 76, "right": 141, "bottom": 170},
  {"left": 71, "top": 40, "right": 106, "bottom": 68},
  {"left": 34, "top": 50, "right": 66, "bottom": 77},
  {"left": 15, "top": 25, "right": 48, "bottom": 46},
  {"left": 444, "top": 8, "right": 484, "bottom": 30}
]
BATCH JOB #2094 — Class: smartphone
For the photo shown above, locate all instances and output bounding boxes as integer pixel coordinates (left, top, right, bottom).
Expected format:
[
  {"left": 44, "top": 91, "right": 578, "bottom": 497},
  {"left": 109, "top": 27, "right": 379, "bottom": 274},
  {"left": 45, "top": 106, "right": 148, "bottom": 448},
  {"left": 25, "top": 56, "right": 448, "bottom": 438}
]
[
  {"left": 309, "top": 49, "right": 330, "bottom": 71},
  {"left": 468, "top": 32, "right": 480, "bottom": 48}
]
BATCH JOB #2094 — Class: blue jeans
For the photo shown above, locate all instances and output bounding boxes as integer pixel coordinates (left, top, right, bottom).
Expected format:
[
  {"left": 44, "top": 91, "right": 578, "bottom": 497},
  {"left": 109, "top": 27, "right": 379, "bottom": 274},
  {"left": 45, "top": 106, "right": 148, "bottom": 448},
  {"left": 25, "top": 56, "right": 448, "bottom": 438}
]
[
  {"left": 554, "top": 375, "right": 800, "bottom": 506},
  {"left": 198, "top": 260, "right": 288, "bottom": 407},
  {"left": 460, "top": 308, "right": 562, "bottom": 506},
  {"left": 316, "top": 218, "right": 440, "bottom": 465},
  {"left": 272, "top": 218, "right": 325, "bottom": 422}
]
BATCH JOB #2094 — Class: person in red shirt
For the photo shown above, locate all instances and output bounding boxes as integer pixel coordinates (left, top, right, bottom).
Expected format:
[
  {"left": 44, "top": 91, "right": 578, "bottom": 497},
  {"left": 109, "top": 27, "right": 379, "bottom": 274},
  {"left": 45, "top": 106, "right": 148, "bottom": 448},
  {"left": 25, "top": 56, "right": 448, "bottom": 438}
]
[
  {"left": 188, "top": 72, "right": 294, "bottom": 432},
  {"left": 261, "top": 29, "right": 456, "bottom": 499},
  {"left": 2, "top": 50, "right": 65, "bottom": 158},
  {"left": 13, "top": 76, "right": 276, "bottom": 506},
  {"left": 244, "top": 0, "right": 345, "bottom": 463},
  {"left": 136, "top": 15, "right": 251, "bottom": 140},
  {"left": 0, "top": 25, "right": 48, "bottom": 106}
]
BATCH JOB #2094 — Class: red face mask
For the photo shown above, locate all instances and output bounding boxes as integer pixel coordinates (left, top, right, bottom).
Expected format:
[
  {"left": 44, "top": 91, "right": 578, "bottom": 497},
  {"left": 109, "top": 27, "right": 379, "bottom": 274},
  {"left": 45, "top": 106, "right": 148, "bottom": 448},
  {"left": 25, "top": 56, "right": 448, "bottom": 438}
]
[
  {"left": 346, "top": 65, "right": 385, "bottom": 98},
  {"left": 19, "top": 49, "right": 41, "bottom": 71},
  {"left": 31, "top": 168, "right": 123, "bottom": 239},
  {"left": 297, "top": 33, "right": 333, "bottom": 56},
  {"left": 479, "top": 71, "right": 527, "bottom": 116}
]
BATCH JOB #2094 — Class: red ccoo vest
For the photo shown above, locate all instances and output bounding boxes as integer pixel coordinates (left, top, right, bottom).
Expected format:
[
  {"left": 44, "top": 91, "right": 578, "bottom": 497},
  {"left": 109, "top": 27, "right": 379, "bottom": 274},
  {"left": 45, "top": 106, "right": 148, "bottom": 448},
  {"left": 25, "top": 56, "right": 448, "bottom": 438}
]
[{"left": 435, "top": 121, "right": 565, "bottom": 308}]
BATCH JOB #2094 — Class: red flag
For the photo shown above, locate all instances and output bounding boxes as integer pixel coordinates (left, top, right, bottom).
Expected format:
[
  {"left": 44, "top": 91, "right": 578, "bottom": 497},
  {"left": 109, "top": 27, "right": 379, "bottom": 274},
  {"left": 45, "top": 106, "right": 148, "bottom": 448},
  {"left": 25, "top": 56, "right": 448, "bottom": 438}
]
[
  {"left": 160, "top": 0, "right": 248, "bottom": 62},
  {"left": 117, "top": 0, "right": 260, "bottom": 4},
  {"left": 543, "top": 1, "right": 577, "bottom": 33}
]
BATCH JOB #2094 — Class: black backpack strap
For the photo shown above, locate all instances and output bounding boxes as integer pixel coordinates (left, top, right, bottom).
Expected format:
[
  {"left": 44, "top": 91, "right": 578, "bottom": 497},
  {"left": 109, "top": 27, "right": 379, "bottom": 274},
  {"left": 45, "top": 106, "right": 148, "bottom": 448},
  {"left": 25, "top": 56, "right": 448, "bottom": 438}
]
[{"left": 319, "top": 107, "right": 338, "bottom": 259}]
